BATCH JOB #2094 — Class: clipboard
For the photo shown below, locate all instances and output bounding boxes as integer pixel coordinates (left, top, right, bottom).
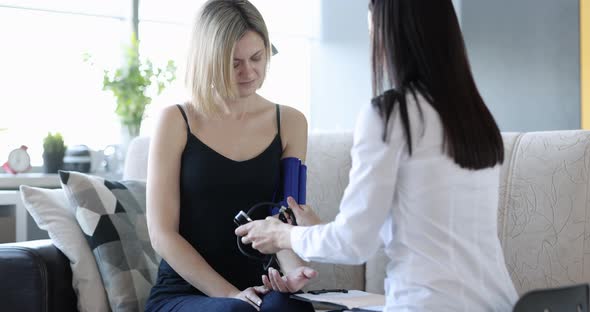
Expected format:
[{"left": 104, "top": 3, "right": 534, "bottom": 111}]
[{"left": 290, "top": 290, "right": 385, "bottom": 311}]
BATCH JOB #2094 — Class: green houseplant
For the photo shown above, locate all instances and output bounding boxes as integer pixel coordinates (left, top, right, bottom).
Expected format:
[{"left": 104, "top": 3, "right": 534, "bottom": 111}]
[
  {"left": 42, "top": 132, "right": 66, "bottom": 173},
  {"left": 101, "top": 35, "right": 176, "bottom": 138}
]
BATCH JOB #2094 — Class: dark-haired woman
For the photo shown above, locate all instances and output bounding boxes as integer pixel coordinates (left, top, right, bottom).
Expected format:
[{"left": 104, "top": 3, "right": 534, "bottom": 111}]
[{"left": 236, "top": 0, "right": 518, "bottom": 310}]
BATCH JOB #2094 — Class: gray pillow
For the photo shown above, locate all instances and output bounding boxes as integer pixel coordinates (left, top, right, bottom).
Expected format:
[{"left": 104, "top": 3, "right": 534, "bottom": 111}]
[{"left": 59, "top": 170, "right": 159, "bottom": 312}]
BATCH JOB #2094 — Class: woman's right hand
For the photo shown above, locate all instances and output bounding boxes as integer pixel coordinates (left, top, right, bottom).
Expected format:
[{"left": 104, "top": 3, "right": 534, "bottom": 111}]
[
  {"left": 230, "top": 286, "right": 269, "bottom": 311},
  {"left": 287, "top": 197, "right": 322, "bottom": 226},
  {"left": 262, "top": 266, "right": 318, "bottom": 293}
]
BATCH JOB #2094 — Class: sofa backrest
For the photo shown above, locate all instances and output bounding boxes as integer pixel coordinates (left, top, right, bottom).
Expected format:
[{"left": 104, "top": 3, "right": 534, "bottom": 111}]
[
  {"left": 123, "top": 130, "right": 590, "bottom": 295},
  {"left": 304, "top": 132, "right": 365, "bottom": 291},
  {"left": 123, "top": 136, "right": 150, "bottom": 181},
  {"left": 497, "top": 131, "right": 590, "bottom": 295}
]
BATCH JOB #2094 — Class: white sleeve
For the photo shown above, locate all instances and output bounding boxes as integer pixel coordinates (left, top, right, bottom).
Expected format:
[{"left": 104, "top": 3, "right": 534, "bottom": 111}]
[{"left": 291, "top": 103, "right": 406, "bottom": 264}]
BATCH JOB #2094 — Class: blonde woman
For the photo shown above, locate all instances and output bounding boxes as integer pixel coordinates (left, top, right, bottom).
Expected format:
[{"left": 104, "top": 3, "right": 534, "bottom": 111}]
[{"left": 145, "top": 1, "right": 316, "bottom": 311}]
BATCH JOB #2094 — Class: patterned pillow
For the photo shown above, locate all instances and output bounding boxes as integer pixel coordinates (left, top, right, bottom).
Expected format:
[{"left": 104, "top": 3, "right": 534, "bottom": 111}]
[
  {"left": 59, "top": 170, "right": 159, "bottom": 312},
  {"left": 19, "top": 186, "right": 111, "bottom": 312}
]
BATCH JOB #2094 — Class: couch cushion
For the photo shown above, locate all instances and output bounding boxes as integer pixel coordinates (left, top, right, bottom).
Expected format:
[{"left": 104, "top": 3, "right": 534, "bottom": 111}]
[
  {"left": 59, "top": 170, "right": 159, "bottom": 312},
  {"left": 498, "top": 130, "right": 590, "bottom": 295},
  {"left": 19, "top": 186, "right": 110, "bottom": 312},
  {"left": 304, "top": 132, "right": 366, "bottom": 291}
]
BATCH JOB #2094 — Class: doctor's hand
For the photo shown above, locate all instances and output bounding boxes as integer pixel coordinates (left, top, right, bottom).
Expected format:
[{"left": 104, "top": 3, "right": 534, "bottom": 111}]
[
  {"left": 235, "top": 217, "right": 292, "bottom": 254},
  {"left": 262, "top": 266, "right": 318, "bottom": 293},
  {"left": 287, "top": 197, "right": 322, "bottom": 226}
]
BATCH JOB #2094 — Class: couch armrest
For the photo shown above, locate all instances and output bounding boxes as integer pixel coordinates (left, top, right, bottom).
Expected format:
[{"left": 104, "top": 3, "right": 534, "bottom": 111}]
[{"left": 0, "top": 239, "right": 77, "bottom": 312}]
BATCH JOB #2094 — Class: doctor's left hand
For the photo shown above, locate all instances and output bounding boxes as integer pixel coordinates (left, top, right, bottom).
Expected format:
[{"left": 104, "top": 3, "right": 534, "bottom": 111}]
[{"left": 235, "top": 217, "right": 293, "bottom": 254}]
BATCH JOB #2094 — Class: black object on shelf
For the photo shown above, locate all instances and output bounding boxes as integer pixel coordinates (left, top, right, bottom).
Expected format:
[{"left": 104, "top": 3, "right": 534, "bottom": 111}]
[{"left": 62, "top": 145, "right": 91, "bottom": 173}]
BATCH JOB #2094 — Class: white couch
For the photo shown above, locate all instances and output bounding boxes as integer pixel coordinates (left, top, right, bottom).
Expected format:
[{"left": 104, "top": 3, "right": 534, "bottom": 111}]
[{"left": 124, "top": 130, "right": 590, "bottom": 296}]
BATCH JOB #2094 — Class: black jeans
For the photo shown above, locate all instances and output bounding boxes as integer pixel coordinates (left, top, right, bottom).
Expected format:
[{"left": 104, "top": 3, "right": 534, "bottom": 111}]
[{"left": 145, "top": 290, "right": 315, "bottom": 312}]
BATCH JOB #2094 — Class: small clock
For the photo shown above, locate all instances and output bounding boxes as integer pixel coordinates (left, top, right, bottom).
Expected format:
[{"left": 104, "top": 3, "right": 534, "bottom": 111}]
[{"left": 2, "top": 145, "right": 31, "bottom": 174}]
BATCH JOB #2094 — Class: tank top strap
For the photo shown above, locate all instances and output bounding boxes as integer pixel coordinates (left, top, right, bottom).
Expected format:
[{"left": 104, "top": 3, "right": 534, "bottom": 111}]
[
  {"left": 275, "top": 104, "right": 283, "bottom": 150},
  {"left": 176, "top": 104, "right": 191, "bottom": 133}
]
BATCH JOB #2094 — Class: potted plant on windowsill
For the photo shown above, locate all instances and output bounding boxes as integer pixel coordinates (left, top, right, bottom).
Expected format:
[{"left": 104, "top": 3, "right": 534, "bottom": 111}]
[
  {"left": 42, "top": 132, "right": 66, "bottom": 174},
  {"left": 90, "top": 34, "right": 176, "bottom": 143}
]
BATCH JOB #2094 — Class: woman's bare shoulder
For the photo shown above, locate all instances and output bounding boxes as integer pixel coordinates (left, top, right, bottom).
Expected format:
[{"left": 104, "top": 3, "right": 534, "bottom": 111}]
[
  {"left": 151, "top": 104, "right": 189, "bottom": 146},
  {"left": 278, "top": 104, "right": 307, "bottom": 132},
  {"left": 275, "top": 104, "right": 308, "bottom": 159},
  {"left": 156, "top": 104, "right": 193, "bottom": 128}
]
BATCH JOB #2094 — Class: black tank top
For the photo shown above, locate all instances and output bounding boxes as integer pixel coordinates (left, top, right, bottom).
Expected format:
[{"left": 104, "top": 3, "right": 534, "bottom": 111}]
[{"left": 149, "top": 104, "right": 283, "bottom": 299}]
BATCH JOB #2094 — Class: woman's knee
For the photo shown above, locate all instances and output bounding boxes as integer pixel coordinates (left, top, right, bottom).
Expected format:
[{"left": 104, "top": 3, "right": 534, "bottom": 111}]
[
  {"left": 218, "top": 298, "right": 258, "bottom": 312},
  {"left": 165, "top": 296, "right": 257, "bottom": 312}
]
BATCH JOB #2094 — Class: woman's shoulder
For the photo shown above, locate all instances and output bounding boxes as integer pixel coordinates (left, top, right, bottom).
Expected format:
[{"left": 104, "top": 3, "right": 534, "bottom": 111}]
[
  {"left": 277, "top": 104, "right": 307, "bottom": 130},
  {"left": 148, "top": 104, "right": 190, "bottom": 156},
  {"left": 376, "top": 88, "right": 436, "bottom": 123},
  {"left": 356, "top": 90, "right": 431, "bottom": 141},
  {"left": 153, "top": 104, "right": 191, "bottom": 135},
  {"left": 271, "top": 103, "right": 308, "bottom": 156},
  {"left": 157, "top": 104, "right": 186, "bottom": 124}
]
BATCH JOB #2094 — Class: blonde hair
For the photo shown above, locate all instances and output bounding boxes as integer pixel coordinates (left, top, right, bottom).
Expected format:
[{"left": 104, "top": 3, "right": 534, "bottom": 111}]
[{"left": 186, "top": 0, "right": 271, "bottom": 116}]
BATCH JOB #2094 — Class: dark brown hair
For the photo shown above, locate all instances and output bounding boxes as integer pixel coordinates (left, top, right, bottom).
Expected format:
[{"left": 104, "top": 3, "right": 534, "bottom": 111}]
[{"left": 370, "top": 0, "right": 503, "bottom": 169}]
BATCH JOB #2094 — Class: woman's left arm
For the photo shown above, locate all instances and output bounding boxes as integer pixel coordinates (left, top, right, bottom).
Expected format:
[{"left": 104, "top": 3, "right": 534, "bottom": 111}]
[
  {"left": 237, "top": 103, "right": 406, "bottom": 265},
  {"left": 274, "top": 105, "right": 309, "bottom": 274}
]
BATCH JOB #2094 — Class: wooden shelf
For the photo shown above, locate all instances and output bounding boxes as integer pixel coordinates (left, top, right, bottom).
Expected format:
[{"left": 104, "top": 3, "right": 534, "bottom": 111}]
[{"left": 0, "top": 173, "right": 61, "bottom": 190}]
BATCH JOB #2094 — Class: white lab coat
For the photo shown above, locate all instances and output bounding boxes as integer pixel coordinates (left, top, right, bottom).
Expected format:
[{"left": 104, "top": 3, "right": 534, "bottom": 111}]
[{"left": 291, "top": 93, "right": 518, "bottom": 311}]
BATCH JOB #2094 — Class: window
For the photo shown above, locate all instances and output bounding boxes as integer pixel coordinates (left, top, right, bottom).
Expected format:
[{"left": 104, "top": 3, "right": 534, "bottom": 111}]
[
  {"left": 0, "top": 0, "right": 317, "bottom": 168},
  {"left": 0, "top": 2, "right": 128, "bottom": 166}
]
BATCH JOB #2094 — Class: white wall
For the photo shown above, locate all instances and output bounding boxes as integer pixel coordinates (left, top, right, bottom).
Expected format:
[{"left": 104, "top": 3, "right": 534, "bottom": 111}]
[
  {"left": 309, "top": 0, "right": 462, "bottom": 132},
  {"left": 452, "top": 0, "right": 461, "bottom": 24},
  {"left": 461, "top": 0, "right": 580, "bottom": 131},
  {"left": 309, "top": 0, "right": 580, "bottom": 132}
]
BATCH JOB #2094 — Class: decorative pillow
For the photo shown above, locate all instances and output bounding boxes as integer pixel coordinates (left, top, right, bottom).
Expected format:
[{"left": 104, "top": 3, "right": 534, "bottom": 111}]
[
  {"left": 19, "top": 185, "right": 110, "bottom": 312},
  {"left": 59, "top": 170, "right": 159, "bottom": 312}
]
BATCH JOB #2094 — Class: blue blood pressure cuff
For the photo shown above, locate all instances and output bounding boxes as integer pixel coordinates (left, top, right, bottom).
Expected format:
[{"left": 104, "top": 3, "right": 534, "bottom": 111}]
[
  {"left": 270, "top": 157, "right": 307, "bottom": 216},
  {"left": 233, "top": 158, "right": 306, "bottom": 269}
]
